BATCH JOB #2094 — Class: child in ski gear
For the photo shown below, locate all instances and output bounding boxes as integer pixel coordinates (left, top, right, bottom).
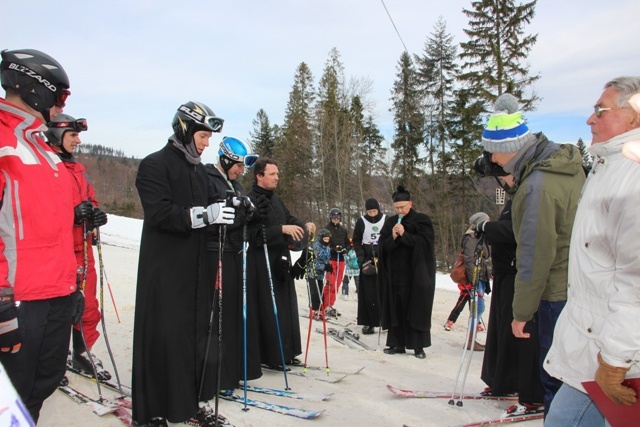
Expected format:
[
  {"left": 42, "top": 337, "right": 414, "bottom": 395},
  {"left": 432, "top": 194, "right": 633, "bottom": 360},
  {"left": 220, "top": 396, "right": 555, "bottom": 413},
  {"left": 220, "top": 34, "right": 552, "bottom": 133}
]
[
  {"left": 341, "top": 240, "right": 359, "bottom": 298},
  {"left": 0, "top": 48, "right": 78, "bottom": 423},
  {"left": 133, "top": 101, "right": 235, "bottom": 426},
  {"left": 445, "top": 212, "right": 491, "bottom": 351},
  {"left": 307, "top": 229, "right": 331, "bottom": 319},
  {"left": 324, "top": 208, "right": 350, "bottom": 317},
  {"left": 378, "top": 187, "right": 435, "bottom": 360},
  {"left": 44, "top": 114, "right": 111, "bottom": 382}
]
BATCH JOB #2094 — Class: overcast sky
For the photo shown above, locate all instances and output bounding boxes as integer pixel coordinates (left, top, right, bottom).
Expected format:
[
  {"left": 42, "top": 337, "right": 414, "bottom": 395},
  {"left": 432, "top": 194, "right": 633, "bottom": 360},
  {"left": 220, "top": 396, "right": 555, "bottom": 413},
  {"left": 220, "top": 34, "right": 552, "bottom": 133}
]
[{"left": 2, "top": 0, "right": 639, "bottom": 163}]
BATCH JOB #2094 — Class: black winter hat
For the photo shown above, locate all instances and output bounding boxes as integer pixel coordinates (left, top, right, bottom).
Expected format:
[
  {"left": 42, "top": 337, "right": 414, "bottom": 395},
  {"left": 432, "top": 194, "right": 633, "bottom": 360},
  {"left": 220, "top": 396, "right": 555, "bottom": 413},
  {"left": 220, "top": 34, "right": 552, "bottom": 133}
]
[
  {"left": 392, "top": 185, "right": 411, "bottom": 202},
  {"left": 365, "top": 198, "right": 380, "bottom": 211}
]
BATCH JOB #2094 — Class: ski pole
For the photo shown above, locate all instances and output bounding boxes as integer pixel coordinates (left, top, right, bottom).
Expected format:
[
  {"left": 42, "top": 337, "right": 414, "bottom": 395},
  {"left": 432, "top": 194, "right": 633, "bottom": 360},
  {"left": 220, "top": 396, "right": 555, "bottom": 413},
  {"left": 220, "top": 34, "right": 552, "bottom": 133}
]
[
  {"left": 261, "top": 224, "right": 290, "bottom": 390},
  {"left": 78, "top": 220, "right": 103, "bottom": 400},
  {"left": 102, "top": 263, "right": 121, "bottom": 323},
  {"left": 317, "top": 273, "right": 330, "bottom": 374},
  {"left": 95, "top": 228, "right": 123, "bottom": 393},
  {"left": 241, "top": 222, "right": 249, "bottom": 411},
  {"left": 302, "top": 246, "right": 314, "bottom": 372}
]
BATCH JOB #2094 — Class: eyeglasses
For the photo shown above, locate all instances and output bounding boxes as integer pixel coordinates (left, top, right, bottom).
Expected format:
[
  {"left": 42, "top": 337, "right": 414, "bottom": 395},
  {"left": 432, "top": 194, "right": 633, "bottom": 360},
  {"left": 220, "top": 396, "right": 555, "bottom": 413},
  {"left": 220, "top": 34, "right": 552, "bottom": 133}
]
[
  {"left": 48, "top": 118, "right": 88, "bottom": 132},
  {"left": 55, "top": 89, "right": 71, "bottom": 108}
]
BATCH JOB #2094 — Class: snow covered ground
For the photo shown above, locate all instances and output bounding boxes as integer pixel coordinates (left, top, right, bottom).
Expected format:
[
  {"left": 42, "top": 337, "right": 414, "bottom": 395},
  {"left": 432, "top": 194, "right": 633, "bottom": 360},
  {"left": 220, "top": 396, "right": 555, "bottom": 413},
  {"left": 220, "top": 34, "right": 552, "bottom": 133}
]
[{"left": 38, "top": 215, "right": 543, "bottom": 427}]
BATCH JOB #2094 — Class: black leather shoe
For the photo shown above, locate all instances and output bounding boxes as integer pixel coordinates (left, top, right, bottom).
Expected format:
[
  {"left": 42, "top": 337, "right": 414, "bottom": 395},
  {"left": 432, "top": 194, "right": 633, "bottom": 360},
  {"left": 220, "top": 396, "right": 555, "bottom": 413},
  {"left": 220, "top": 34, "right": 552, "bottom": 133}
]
[
  {"left": 362, "top": 326, "right": 375, "bottom": 335},
  {"left": 414, "top": 348, "right": 426, "bottom": 359},
  {"left": 383, "top": 346, "right": 406, "bottom": 355}
]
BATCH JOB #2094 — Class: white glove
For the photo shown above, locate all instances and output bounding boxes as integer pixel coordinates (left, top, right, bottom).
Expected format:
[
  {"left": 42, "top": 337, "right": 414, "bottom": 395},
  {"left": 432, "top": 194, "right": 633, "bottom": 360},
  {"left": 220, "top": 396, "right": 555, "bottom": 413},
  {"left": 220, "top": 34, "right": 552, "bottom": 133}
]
[{"left": 190, "top": 202, "right": 235, "bottom": 228}]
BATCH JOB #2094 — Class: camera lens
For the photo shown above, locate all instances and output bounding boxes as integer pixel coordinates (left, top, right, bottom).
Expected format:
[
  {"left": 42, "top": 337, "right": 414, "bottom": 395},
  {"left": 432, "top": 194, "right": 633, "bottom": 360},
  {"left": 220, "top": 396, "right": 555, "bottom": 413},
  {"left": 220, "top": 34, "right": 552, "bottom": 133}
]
[{"left": 473, "top": 152, "right": 508, "bottom": 177}]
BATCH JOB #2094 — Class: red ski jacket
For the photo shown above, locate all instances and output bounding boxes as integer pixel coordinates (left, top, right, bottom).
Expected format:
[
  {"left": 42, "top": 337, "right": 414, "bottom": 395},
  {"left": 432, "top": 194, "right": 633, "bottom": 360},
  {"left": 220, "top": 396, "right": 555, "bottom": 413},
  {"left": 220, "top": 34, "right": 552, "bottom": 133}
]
[{"left": 0, "top": 98, "right": 77, "bottom": 301}]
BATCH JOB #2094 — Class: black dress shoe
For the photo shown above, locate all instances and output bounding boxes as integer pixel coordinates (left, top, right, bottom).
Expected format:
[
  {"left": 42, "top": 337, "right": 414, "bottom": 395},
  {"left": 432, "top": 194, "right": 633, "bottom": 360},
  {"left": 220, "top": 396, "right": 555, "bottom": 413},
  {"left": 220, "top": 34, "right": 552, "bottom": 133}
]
[
  {"left": 383, "top": 346, "right": 406, "bottom": 355},
  {"left": 362, "top": 326, "right": 375, "bottom": 335},
  {"left": 414, "top": 348, "right": 426, "bottom": 359}
]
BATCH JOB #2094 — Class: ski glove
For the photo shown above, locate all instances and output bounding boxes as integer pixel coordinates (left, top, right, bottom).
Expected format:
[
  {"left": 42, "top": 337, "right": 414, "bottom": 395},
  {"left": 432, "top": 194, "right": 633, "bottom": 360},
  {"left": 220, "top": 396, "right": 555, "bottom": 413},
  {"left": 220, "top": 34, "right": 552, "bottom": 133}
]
[
  {"left": 290, "top": 257, "right": 306, "bottom": 281},
  {"left": 190, "top": 202, "right": 235, "bottom": 228},
  {"left": 255, "top": 195, "right": 270, "bottom": 219},
  {"left": 0, "top": 288, "right": 21, "bottom": 353},
  {"left": 70, "top": 288, "right": 85, "bottom": 326},
  {"left": 595, "top": 352, "right": 637, "bottom": 405},
  {"left": 333, "top": 245, "right": 346, "bottom": 254},
  {"left": 324, "top": 263, "right": 333, "bottom": 273},
  {"left": 74, "top": 201, "right": 94, "bottom": 225},
  {"left": 91, "top": 207, "right": 108, "bottom": 228}
]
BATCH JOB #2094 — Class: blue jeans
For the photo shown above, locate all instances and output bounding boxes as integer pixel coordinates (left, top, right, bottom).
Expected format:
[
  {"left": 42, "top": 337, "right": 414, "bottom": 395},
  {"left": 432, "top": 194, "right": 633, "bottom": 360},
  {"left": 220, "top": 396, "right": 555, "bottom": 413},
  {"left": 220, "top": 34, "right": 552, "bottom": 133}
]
[
  {"left": 538, "top": 299, "right": 566, "bottom": 416},
  {"left": 546, "top": 383, "right": 608, "bottom": 427},
  {"left": 470, "top": 280, "right": 486, "bottom": 328}
]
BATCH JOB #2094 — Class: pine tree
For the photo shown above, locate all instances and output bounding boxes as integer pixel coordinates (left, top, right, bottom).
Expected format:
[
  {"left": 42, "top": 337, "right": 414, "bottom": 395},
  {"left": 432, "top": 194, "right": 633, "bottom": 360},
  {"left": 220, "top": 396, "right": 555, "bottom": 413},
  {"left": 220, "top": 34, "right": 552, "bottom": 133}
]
[
  {"left": 276, "top": 62, "right": 316, "bottom": 214},
  {"left": 459, "top": 0, "right": 540, "bottom": 110},
  {"left": 389, "top": 51, "right": 424, "bottom": 196},
  {"left": 250, "top": 109, "right": 276, "bottom": 158},
  {"left": 576, "top": 137, "right": 593, "bottom": 170},
  {"left": 415, "top": 16, "right": 459, "bottom": 176}
]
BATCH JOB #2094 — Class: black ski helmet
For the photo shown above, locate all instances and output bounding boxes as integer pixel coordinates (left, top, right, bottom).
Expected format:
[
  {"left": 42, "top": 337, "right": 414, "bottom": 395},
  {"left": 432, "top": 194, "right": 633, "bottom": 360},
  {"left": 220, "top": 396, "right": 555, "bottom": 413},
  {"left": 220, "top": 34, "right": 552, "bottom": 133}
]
[
  {"left": 45, "top": 114, "right": 87, "bottom": 149},
  {"left": 171, "top": 101, "right": 224, "bottom": 146},
  {"left": 318, "top": 228, "right": 332, "bottom": 239},
  {"left": 328, "top": 207, "right": 342, "bottom": 220},
  {"left": 1, "top": 49, "right": 70, "bottom": 122}
]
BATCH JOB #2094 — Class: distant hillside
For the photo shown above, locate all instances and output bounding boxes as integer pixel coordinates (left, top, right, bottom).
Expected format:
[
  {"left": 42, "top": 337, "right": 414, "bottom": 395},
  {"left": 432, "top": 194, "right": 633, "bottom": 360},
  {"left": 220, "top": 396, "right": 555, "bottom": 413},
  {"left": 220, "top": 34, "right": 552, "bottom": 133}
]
[{"left": 76, "top": 145, "right": 143, "bottom": 219}]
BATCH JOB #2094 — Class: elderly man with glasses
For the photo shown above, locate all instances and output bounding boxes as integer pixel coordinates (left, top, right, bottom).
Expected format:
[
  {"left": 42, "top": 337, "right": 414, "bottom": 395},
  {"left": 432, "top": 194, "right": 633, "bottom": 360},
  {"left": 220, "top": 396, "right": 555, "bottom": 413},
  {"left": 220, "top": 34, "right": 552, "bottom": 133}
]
[{"left": 545, "top": 76, "right": 640, "bottom": 426}]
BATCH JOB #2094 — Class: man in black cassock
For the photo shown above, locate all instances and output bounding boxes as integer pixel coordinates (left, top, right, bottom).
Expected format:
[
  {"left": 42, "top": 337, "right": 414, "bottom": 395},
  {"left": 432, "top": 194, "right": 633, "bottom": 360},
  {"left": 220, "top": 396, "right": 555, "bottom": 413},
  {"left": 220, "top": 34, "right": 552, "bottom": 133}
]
[
  {"left": 247, "top": 158, "right": 316, "bottom": 368},
  {"left": 378, "top": 186, "right": 436, "bottom": 359}
]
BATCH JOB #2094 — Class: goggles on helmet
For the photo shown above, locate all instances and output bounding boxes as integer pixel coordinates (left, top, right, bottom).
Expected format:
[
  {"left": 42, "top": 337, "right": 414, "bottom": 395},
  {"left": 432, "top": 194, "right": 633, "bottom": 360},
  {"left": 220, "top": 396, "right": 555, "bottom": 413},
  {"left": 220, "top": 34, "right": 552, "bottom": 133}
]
[
  {"left": 177, "top": 104, "right": 224, "bottom": 133},
  {"left": 55, "top": 89, "right": 71, "bottom": 108},
  {"left": 219, "top": 142, "right": 259, "bottom": 169},
  {"left": 48, "top": 118, "right": 88, "bottom": 132}
]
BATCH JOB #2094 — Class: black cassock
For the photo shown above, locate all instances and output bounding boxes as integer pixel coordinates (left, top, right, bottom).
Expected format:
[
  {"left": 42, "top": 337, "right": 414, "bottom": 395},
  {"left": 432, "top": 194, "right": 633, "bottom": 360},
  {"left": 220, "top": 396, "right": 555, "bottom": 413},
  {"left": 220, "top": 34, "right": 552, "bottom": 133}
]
[
  {"left": 378, "top": 208, "right": 436, "bottom": 350},
  {"left": 247, "top": 184, "right": 302, "bottom": 366}
]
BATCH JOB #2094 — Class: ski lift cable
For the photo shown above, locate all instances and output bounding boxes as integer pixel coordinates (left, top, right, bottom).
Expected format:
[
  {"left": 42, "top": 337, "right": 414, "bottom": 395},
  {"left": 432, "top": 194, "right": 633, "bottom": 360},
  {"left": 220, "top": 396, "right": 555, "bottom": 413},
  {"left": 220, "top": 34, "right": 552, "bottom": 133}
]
[{"left": 380, "top": 0, "right": 409, "bottom": 53}]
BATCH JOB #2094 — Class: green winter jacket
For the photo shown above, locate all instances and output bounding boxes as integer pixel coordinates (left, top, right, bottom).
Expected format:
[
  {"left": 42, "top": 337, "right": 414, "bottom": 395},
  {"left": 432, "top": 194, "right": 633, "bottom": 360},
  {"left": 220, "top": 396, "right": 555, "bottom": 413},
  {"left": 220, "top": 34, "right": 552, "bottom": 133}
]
[{"left": 510, "top": 134, "right": 585, "bottom": 322}]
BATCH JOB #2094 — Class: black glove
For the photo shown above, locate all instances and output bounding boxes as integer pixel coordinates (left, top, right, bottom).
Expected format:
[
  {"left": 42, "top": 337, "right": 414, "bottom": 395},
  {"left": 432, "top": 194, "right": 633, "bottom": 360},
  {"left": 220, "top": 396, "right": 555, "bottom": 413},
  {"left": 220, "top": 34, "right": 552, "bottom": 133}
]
[
  {"left": 91, "top": 207, "right": 108, "bottom": 228},
  {"left": 325, "top": 263, "right": 334, "bottom": 273},
  {"left": 484, "top": 281, "right": 492, "bottom": 295},
  {"left": 74, "top": 201, "right": 94, "bottom": 225},
  {"left": 290, "top": 258, "right": 306, "bottom": 280},
  {"left": 255, "top": 195, "right": 270, "bottom": 219},
  {"left": 0, "top": 288, "right": 21, "bottom": 353},
  {"left": 70, "top": 289, "right": 85, "bottom": 325},
  {"left": 474, "top": 220, "right": 488, "bottom": 238},
  {"left": 334, "top": 245, "right": 346, "bottom": 254}
]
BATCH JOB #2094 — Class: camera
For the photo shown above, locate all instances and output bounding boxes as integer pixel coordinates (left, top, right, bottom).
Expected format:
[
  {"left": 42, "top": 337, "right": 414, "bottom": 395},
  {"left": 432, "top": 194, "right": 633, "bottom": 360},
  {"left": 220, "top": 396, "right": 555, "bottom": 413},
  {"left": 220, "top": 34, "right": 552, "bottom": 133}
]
[{"left": 473, "top": 151, "right": 508, "bottom": 177}]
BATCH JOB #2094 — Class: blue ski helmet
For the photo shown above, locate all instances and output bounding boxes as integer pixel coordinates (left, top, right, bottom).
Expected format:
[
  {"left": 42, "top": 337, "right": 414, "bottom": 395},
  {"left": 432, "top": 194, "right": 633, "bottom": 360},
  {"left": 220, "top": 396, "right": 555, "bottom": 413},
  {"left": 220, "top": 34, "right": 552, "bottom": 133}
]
[
  {"left": 1, "top": 49, "right": 70, "bottom": 122},
  {"left": 218, "top": 136, "right": 259, "bottom": 171},
  {"left": 172, "top": 101, "right": 223, "bottom": 146}
]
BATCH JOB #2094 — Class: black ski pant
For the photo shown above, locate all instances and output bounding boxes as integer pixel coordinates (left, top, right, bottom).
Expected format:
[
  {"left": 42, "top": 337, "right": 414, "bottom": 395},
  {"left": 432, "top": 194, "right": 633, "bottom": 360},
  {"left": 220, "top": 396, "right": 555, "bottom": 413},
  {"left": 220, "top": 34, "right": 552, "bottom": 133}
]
[{"left": 0, "top": 295, "right": 73, "bottom": 423}]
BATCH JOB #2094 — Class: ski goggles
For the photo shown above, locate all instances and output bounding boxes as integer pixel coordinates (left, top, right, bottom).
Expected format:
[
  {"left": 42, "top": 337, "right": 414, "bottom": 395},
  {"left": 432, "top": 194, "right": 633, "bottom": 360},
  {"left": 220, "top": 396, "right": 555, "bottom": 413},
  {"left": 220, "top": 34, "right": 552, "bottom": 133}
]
[
  {"left": 55, "top": 88, "right": 71, "bottom": 108},
  {"left": 219, "top": 143, "right": 259, "bottom": 168},
  {"left": 203, "top": 115, "right": 224, "bottom": 132},
  {"left": 48, "top": 118, "right": 88, "bottom": 132}
]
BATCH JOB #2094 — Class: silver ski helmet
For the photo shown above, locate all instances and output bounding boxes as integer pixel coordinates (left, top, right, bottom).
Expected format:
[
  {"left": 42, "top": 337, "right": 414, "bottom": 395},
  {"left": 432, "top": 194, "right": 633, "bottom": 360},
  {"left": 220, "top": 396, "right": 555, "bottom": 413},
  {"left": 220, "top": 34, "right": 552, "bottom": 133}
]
[
  {"left": 1, "top": 49, "right": 70, "bottom": 122},
  {"left": 218, "top": 136, "right": 259, "bottom": 171},
  {"left": 318, "top": 228, "right": 332, "bottom": 240},
  {"left": 45, "top": 114, "right": 87, "bottom": 150},
  {"left": 172, "top": 101, "right": 223, "bottom": 146}
]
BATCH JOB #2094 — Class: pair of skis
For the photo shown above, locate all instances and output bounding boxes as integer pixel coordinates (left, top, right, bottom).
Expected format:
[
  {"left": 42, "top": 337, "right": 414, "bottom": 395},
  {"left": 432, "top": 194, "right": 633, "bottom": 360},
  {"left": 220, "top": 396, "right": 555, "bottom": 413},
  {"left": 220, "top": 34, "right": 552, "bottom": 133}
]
[
  {"left": 389, "top": 385, "right": 543, "bottom": 426},
  {"left": 316, "top": 327, "right": 375, "bottom": 351}
]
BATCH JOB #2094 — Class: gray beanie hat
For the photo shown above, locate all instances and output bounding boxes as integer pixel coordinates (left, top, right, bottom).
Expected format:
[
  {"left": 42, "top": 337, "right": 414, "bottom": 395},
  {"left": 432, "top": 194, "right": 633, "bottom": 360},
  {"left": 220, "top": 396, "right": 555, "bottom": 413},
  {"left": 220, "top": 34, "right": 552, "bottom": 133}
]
[
  {"left": 481, "top": 93, "right": 536, "bottom": 154},
  {"left": 469, "top": 212, "right": 489, "bottom": 227}
]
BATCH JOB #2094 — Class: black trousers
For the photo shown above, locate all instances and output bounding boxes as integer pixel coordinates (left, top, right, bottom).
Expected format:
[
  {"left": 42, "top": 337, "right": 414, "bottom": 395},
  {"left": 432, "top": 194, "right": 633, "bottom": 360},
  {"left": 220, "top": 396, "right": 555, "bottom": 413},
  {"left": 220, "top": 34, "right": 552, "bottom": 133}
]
[{"left": 0, "top": 295, "right": 73, "bottom": 423}]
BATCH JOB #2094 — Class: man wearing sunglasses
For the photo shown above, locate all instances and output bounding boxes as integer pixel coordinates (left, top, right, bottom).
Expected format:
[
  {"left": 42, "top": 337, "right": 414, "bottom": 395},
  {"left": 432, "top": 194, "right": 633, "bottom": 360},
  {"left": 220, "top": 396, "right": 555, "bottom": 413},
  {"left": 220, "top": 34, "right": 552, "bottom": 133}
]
[
  {"left": 44, "top": 115, "right": 110, "bottom": 383},
  {"left": 545, "top": 77, "right": 640, "bottom": 426},
  {"left": 0, "top": 48, "right": 79, "bottom": 423},
  {"left": 480, "top": 93, "right": 585, "bottom": 418}
]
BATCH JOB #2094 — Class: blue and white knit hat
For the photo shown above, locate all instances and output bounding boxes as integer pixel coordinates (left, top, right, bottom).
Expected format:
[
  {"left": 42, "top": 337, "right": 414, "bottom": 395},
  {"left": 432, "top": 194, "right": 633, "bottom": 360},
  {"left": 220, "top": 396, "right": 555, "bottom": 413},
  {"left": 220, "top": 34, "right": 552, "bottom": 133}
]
[{"left": 482, "top": 94, "right": 535, "bottom": 153}]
